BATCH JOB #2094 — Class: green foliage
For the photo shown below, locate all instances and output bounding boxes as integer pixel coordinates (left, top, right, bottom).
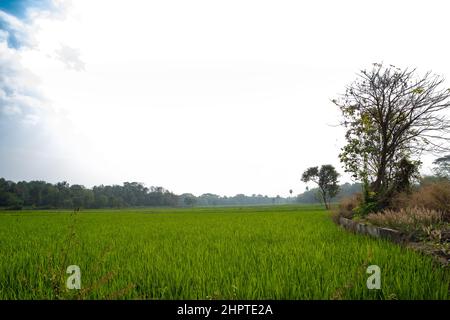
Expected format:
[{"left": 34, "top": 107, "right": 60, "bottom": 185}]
[
  {"left": 0, "top": 178, "right": 179, "bottom": 209},
  {"left": 183, "top": 195, "right": 197, "bottom": 207},
  {"left": 433, "top": 155, "right": 450, "bottom": 179},
  {"left": 301, "top": 165, "right": 340, "bottom": 209},
  {"left": 353, "top": 201, "right": 379, "bottom": 218},
  {"left": 0, "top": 178, "right": 298, "bottom": 209},
  {"left": 0, "top": 206, "right": 448, "bottom": 299},
  {"left": 297, "top": 182, "right": 362, "bottom": 204},
  {"left": 392, "top": 158, "right": 421, "bottom": 194}
]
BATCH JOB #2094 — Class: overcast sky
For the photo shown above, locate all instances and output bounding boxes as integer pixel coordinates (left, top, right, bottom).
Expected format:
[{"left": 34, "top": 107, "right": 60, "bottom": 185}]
[{"left": 1, "top": 0, "right": 450, "bottom": 197}]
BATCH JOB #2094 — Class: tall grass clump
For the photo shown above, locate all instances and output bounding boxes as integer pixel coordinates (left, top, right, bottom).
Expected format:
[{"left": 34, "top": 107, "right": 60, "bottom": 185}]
[
  {"left": 367, "top": 207, "right": 443, "bottom": 235},
  {"left": 391, "top": 180, "right": 450, "bottom": 222}
]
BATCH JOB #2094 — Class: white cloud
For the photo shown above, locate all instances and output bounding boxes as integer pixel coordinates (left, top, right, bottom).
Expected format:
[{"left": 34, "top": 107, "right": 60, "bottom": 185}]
[
  {"left": 1, "top": 0, "right": 450, "bottom": 196},
  {"left": 0, "top": 39, "right": 42, "bottom": 122},
  {"left": 0, "top": 10, "right": 34, "bottom": 48},
  {"left": 54, "top": 44, "right": 85, "bottom": 71}
]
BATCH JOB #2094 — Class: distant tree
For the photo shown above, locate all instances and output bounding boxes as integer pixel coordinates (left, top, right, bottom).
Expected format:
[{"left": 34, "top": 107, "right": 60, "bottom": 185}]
[
  {"left": 296, "top": 182, "right": 362, "bottom": 204},
  {"left": 83, "top": 189, "right": 95, "bottom": 208},
  {"left": 271, "top": 195, "right": 281, "bottom": 205},
  {"left": 70, "top": 185, "right": 85, "bottom": 209},
  {"left": 334, "top": 63, "right": 450, "bottom": 209},
  {"left": 27, "top": 181, "right": 45, "bottom": 206},
  {"left": 184, "top": 196, "right": 196, "bottom": 207},
  {"left": 56, "top": 181, "right": 71, "bottom": 207},
  {"left": 301, "top": 165, "right": 340, "bottom": 209},
  {"left": 42, "top": 184, "right": 58, "bottom": 207},
  {"left": 94, "top": 194, "right": 108, "bottom": 208},
  {"left": 433, "top": 155, "right": 450, "bottom": 179},
  {"left": 0, "top": 178, "right": 23, "bottom": 209}
]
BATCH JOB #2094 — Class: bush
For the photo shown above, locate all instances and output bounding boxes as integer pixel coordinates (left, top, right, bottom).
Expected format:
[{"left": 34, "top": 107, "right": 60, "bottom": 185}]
[
  {"left": 353, "top": 200, "right": 379, "bottom": 217},
  {"left": 332, "top": 193, "right": 363, "bottom": 223},
  {"left": 390, "top": 191, "right": 411, "bottom": 211}
]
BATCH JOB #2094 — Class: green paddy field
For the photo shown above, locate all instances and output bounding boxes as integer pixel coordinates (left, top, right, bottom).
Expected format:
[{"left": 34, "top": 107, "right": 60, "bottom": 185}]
[{"left": 0, "top": 205, "right": 448, "bottom": 299}]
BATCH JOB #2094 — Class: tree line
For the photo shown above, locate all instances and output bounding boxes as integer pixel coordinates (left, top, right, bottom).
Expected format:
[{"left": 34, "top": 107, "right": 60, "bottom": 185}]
[
  {"left": 0, "top": 178, "right": 324, "bottom": 210},
  {"left": 0, "top": 177, "right": 367, "bottom": 210},
  {"left": 0, "top": 179, "right": 179, "bottom": 209}
]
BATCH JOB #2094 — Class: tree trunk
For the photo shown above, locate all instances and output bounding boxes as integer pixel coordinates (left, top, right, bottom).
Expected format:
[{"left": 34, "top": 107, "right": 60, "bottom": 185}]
[
  {"left": 372, "top": 140, "right": 389, "bottom": 208},
  {"left": 319, "top": 188, "right": 329, "bottom": 210}
]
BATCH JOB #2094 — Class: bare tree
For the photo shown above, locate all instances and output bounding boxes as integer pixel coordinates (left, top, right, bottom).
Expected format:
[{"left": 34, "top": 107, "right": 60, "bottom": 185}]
[{"left": 334, "top": 63, "right": 450, "bottom": 207}]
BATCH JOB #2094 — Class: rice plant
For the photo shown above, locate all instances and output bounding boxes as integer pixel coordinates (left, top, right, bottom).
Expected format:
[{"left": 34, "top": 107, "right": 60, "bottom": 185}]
[{"left": 0, "top": 205, "right": 448, "bottom": 299}]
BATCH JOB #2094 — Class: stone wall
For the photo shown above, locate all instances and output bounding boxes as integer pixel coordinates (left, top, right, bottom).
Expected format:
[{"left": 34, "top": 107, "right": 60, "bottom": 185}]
[
  {"left": 338, "top": 217, "right": 404, "bottom": 243},
  {"left": 338, "top": 217, "right": 449, "bottom": 266}
]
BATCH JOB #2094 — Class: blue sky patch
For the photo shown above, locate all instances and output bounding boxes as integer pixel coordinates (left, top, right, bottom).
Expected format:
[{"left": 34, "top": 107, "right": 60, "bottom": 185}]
[
  {"left": 0, "top": 0, "right": 53, "bottom": 19},
  {"left": 0, "top": 19, "right": 22, "bottom": 48},
  {"left": 0, "top": 0, "right": 54, "bottom": 49}
]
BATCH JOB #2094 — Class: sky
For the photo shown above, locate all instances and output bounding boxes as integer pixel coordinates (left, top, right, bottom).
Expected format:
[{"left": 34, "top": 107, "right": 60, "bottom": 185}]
[{"left": 1, "top": 0, "right": 450, "bottom": 197}]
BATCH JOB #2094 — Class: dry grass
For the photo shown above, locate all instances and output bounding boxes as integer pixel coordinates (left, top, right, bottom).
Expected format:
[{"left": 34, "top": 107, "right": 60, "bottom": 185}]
[
  {"left": 391, "top": 181, "right": 450, "bottom": 222},
  {"left": 367, "top": 207, "right": 443, "bottom": 236},
  {"left": 410, "top": 181, "right": 450, "bottom": 222}
]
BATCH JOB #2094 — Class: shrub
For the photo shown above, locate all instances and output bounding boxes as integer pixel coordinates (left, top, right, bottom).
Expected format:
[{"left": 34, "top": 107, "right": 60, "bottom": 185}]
[
  {"left": 350, "top": 189, "right": 380, "bottom": 217},
  {"left": 353, "top": 201, "right": 379, "bottom": 217},
  {"left": 332, "top": 193, "right": 363, "bottom": 223},
  {"left": 330, "top": 209, "right": 341, "bottom": 224},
  {"left": 390, "top": 191, "right": 411, "bottom": 211}
]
